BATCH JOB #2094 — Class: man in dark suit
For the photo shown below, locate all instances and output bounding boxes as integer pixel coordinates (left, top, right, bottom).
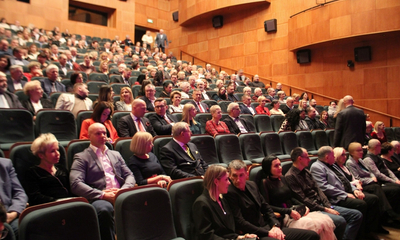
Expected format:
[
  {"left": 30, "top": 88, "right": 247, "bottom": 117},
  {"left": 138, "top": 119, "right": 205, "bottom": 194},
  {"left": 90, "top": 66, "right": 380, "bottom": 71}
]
[
  {"left": 226, "top": 84, "right": 239, "bottom": 102},
  {"left": 7, "top": 65, "right": 26, "bottom": 92},
  {"left": 159, "top": 122, "right": 208, "bottom": 179},
  {"left": 280, "top": 97, "right": 294, "bottom": 114},
  {"left": 224, "top": 160, "right": 319, "bottom": 240},
  {"left": 149, "top": 98, "right": 177, "bottom": 135},
  {"left": 40, "top": 64, "right": 66, "bottom": 96},
  {"left": 70, "top": 123, "right": 136, "bottom": 240},
  {"left": 58, "top": 54, "right": 72, "bottom": 78},
  {"left": 223, "top": 102, "right": 255, "bottom": 134},
  {"left": 139, "top": 84, "right": 156, "bottom": 112},
  {"left": 334, "top": 95, "right": 366, "bottom": 149},
  {"left": 110, "top": 68, "right": 131, "bottom": 85},
  {"left": 240, "top": 94, "right": 256, "bottom": 115},
  {"left": 305, "top": 107, "right": 325, "bottom": 130},
  {"left": 10, "top": 47, "right": 29, "bottom": 66},
  {"left": 190, "top": 89, "right": 209, "bottom": 113},
  {"left": 0, "top": 72, "right": 23, "bottom": 108},
  {"left": 117, "top": 99, "right": 156, "bottom": 137},
  {"left": 155, "top": 29, "right": 168, "bottom": 53}
]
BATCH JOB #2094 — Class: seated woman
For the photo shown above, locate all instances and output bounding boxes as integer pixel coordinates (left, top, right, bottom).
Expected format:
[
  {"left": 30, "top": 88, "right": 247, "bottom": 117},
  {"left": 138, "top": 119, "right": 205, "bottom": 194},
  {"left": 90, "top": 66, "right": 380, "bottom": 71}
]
[
  {"left": 192, "top": 165, "right": 257, "bottom": 240},
  {"left": 371, "top": 121, "right": 387, "bottom": 143},
  {"left": 0, "top": 54, "right": 11, "bottom": 75},
  {"left": 261, "top": 156, "right": 336, "bottom": 240},
  {"left": 159, "top": 81, "right": 173, "bottom": 98},
  {"left": 297, "top": 99, "right": 308, "bottom": 111},
  {"left": 23, "top": 61, "right": 43, "bottom": 82},
  {"left": 243, "top": 87, "right": 252, "bottom": 96},
  {"left": 115, "top": 87, "right": 133, "bottom": 111},
  {"left": 280, "top": 109, "right": 309, "bottom": 131},
  {"left": 292, "top": 93, "right": 300, "bottom": 105},
  {"left": 168, "top": 90, "right": 183, "bottom": 113},
  {"left": 98, "top": 60, "right": 109, "bottom": 75},
  {"left": 66, "top": 72, "right": 84, "bottom": 92},
  {"left": 93, "top": 85, "right": 115, "bottom": 110},
  {"left": 21, "top": 80, "right": 53, "bottom": 118},
  {"left": 73, "top": 53, "right": 96, "bottom": 75},
  {"left": 212, "top": 86, "right": 227, "bottom": 101},
  {"left": 126, "top": 132, "right": 171, "bottom": 187},
  {"left": 319, "top": 110, "right": 331, "bottom": 129},
  {"left": 27, "top": 44, "right": 40, "bottom": 60},
  {"left": 205, "top": 105, "right": 230, "bottom": 136},
  {"left": 181, "top": 103, "right": 201, "bottom": 134},
  {"left": 153, "top": 70, "right": 164, "bottom": 86},
  {"left": 380, "top": 142, "right": 400, "bottom": 178},
  {"left": 80, "top": 101, "right": 119, "bottom": 143},
  {"left": 277, "top": 91, "right": 286, "bottom": 104},
  {"left": 269, "top": 100, "right": 285, "bottom": 116},
  {"left": 255, "top": 96, "right": 271, "bottom": 116},
  {"left": 25, "top": 133, "right": 70, "bottom": 206}
]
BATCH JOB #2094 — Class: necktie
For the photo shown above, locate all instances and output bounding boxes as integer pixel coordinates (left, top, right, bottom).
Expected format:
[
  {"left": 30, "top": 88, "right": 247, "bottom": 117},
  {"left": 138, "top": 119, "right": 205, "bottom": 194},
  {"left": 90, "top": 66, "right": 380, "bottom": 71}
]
[
  {"left": 197, "top": 102, "right": 203, "bottom": 113},
  {"left": 51, "top": 82, "right": 56, "bottom": 92},
  {"left": 184, "top": 145, "right": 195, "bottom": 160},
  {"left": 136, "top": 118, "right": 145, "bottom": 132},
  {"left": 163, "top": 115, "right": 171, "bottom": 124}
]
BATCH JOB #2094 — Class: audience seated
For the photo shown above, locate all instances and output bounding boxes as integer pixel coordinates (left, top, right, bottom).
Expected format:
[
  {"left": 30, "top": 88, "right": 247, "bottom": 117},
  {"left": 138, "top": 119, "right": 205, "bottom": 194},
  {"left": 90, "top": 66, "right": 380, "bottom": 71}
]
[
  {"left": 251, "top": 87, "right": 263, "bottom": 101},
  {"left": 0, "top": 54, "right": 11, "bottom": 74},
  {"left": 205, "top": 105, "right": 230, "bottom": 136},
  {"left": 168, "top": 90, "right": 183, "bottom": 113},
  {"left": 24, "top": 61, "right": 43, "bottom": 81},
  {"left": 280, "top": 97, "right": 294, "bottom": 114},
  {"left": 269, "top": 100, "right": 285, "bottom": 116},
  {"left": 305, "top": 107, "right": 324, "bottom": 130},
  {"left": 159, "top": 81, "right": 172, "bottom": 98},
  {"left": 0, "top": 71, "right": 23, "bottom": 108},
  {"left": 115, "top": 87, "right": 133, "bottom": 111},
  {"left": 309, "top": 99, "right": 319, "bottom": 115},
  {"left": 280, "top": 109, "right": 309, "bottom": 131},
  {"left": 56, "top": 82, "right": 92, "bottom": 117},
  {"left": 240, "top": 94, "right": 256, "bottom": 115},
  {"left": 21, "top": 80, "right": 52, "bottom": 117},
  {"left": 139, "top": 84, "right": 156, "bottom": 112},
  {"left": 181, "top": 103, "right": 201, "bottom": 134},
  {"left": 319, "top": 110, "right": 332, "bottom": 129},
  {"left": 73, "top": 53, "right": 95, "bottom": 75},
  {"left": 190, "top": 89, "right": 209, "bottom": 113},
  {"left": 149, "top": 98, "right": 177, "bottom": 135},
  {"left": 223, "top": 102, "right": 255, "bottom": 134},
  {"left": 255, "top": 96, "right": 270, "bottom": 116},
  {"left": 249, "top": 74, "right": 265, "bottom": 88},
  {"left": 6, "top": 65, "right": 26, "bottom": 92},
  {"left": 212, "top": 86, "right": 228, "bottom": 101},
  {"left": 10, "top": 47, "right": 29, "bottom": 66},
  {"left": 40, "top": 64, "right": 66, "bottom": 96},
  {"left": 226, "top": 83, "right": 239, "bottom": 102},
  {"left": 118, "top": 99, "right": 156, "bottom": 137},
  {"left": 371, "top": 121, "right": 387, "bottom": 143},
  {"left": 266, "top": 88, "right": 276, "bottom": 102}
]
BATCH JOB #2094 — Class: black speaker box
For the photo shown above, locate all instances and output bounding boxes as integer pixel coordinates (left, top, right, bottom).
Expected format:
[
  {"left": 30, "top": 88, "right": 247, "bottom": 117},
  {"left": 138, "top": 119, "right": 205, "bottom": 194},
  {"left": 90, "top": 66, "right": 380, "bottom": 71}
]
[
  {"left": 354, "top": 46, "right": 371, "bottom": 62},
  {"left": 297, "top": 49, "right": 311, "bottom": 64},
  {"left": 212, "top": 16, "right": 223, "bottom": 28},
  {"left": 172, "top": 11, "right": 178, "bottom": 22},
  {"left": 264, "top": 19, "right": 277, "bottom": 32}
]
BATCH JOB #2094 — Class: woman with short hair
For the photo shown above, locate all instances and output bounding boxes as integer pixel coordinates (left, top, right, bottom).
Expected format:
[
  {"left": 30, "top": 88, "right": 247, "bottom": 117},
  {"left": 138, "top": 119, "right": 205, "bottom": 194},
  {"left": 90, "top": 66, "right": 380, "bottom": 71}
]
[
  {"left": 168, "top": 91, "right": 183, "bottom": 113},
  {"left": 205, "top": 105, "right": 230, "bottom": 136}
]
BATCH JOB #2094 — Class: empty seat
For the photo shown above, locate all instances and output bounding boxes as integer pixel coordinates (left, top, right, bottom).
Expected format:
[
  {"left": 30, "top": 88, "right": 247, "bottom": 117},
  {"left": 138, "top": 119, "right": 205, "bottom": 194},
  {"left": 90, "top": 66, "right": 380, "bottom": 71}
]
[
  {"left": 49, "top": 92, "right": 62, "bottom": 107},
  {"left": 240, "top": 114, "right": 255, "bottom": 130},
  {"left": 155, "top": 86, "right": 163, "bottom": 97},
  {"left": 132, "top": 85, "right": 141, "bottom": 98},
  {"left": 111, "top": 83, "right": 129, "bottom": 95},
  {"left": 87, "top": 81, "right": 106, "bottom": 94},
  {"left": 325, "top": 129, "right": 335, "bottom": 146},
  {"left": 239, "top": 133, "right": 265, "bottom": 163},
  {"left": 385, "top": 127, "right": 395, "bottom": 142},
  {"left": 201, "top": 99, "right": 218, "bottom": 109},
  {"left": 279, "top": 131, "right": 298, "bottom": 155},
  {"left": 393, "top": 127, "right": 400, "bottom": 141},
  {"left": 248, "top": 165, "right": 264, "bottom": 186},
  {"left": 217, "top": 101, "right": 231, "bottom": 113},
  {"left": 296, "top": 130, "right": 318, "bottom": 155},
  {"left": 260, "top": 132, "right": 290, "bottom": 160},
  {"left": 270, "top": 115, "right": 285, "bottom": 132},
  {"left": 88, "top": 73, "right": 109, "bottom": 83},
  {"left": 190, "top": 135, "right": 221, "bottom": 166},
  {"left": 254, "top": 114, "right": 272, "bottom": 132},
  {"left": 0, "top": 109, "right": 35, "bottom": 151},
  {"left": 214, "top": 134, "right": 251, "bottom": 165},
  {"left": 312, "top": 130, "right": 329, "bottom": 149},
  {"left": 194, "top": 113, "right": 212, "bottom": 134},
  {"left": 76, "top": 110, "right": 93, "bottom": 138}
]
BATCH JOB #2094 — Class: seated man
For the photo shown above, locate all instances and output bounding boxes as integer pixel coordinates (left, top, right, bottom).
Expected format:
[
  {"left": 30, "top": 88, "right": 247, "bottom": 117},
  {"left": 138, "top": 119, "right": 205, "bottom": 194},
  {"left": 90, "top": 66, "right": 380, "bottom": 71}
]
[
  {"left": 139, "top": 84, "right": 156, "bottom": 112},
  {"left": 285, "top": 147, "right": 363, "bottom": 240},
  {"left": 226, "top": 84, "right": 239, "bottom": 102},
  {"left": 240, "top": 94, "right": 256, "bottom": 115},
  {"left": 111, "top": 67, "right": 131, "bottom": 85},
  {"left": 148, "top": 98, "right": 177, "bottom": 135},
  {"left": 0, "top": 157, "right": 28, "bottom": 239},
  {"left": 275, "top": 82, "right": 282, "bottom": 93},
  {"left": 40, "top": 64, "right": 66, "bottom": 96},
  {"left": 251, "top": 87, "right": 263, "bottom": 101},
  {"left": 0, "top": 72, "right": 23, "bottom": 108},
  {"left": 391, "top": 140, "right": 400, "bottom": 165},
  {"left": 55, "top": 83, "right": 92, "bottom": 117},
  {"left": 10, "top": 47, "right": 29, "bottom": 66},
  {"left": 70, "top": 123, "right": 135, "bottom": 240},
  {"left": 249, "top": 74, "right": 265, "bottom": 88},
  {"left": 280, "top": 97, "right": 294, "bottom": 114},
  {"left": 224, "top": 160, "right": 319, "bottom": 240},
  {"left": 265, "top": 88, "right": 276, "bottom": 102},
  {"left": 118, "top": 99, "right": 156, "bottom": 137},
  {"left": 305, "top": 107, "right": 325, "bottom": 130},
  {"left": 310, "top": 146, "right": 386, "bottom": 239},
  {"left": 196, "top": 79, "right": 210, "bottom": 100},
  {"left": 7, "top": 65, "right": 26, "bottom": 92},
  {"left": 309, "top": 99, "right": 319, "bottom": 115},
  {"left": 190, "top": 89, "right": 209, "bottom": 113},
  {"left": 223, "top": 102, "right": 255, "bottom": 134},
  {"left": 179, "top": 81, "right": 190, "bottom": 99},
  {"left": 159, "top": 122, "right": 208, "bottom": 179},
  {"left": 58, "top": 54, "right": 72, "bottom": 78}
]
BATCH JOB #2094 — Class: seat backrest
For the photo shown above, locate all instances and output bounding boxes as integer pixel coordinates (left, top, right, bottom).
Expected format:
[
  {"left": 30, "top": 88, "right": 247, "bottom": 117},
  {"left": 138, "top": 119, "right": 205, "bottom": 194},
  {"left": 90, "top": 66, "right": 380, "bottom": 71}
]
[
  {"left": 153, "top": 136, "right": 173, "bottom": 160},
  {"left": 281, "top": 161, "right": 293, "bottom": 175},
  {"left": 201, "top": 99, "right": 218, "bottom": 109},
  {"left": 66, "top": 140, "right": 90, "bottom": 170},
  {"left": 325, "top": 129, "right": 335, "bottom": 146},
  {"left": 0, "top": 109, "right": 34, "bottom": 146},
  {"left": 19, "top": 198, "right": 100, "bottom": 240},
  {"left": 385, "top": 127, "right": 395, "bottom": 142},
  {"left": 279, "top": 131, "right": 298, "bottom": 154},
  {"left": 115, "top": 187, "right": 177, "bottom": 240},
  {"left": 190, "top": 135, "right": 219, "bottom": 165},
  {"left": 49, "top": 92, "right": 62, "bottom": 108},
  {"left": 217, "top": 101, "right": 231, "bottom": 113},
  {"left": 260, "top": 132, "right": 284, "bottom": 156},
  {"left": 296, "top": 131, "right": 316, "bottom": 152},
  {"left": 155, "top": 86, "right": 163, "bottom": 97},
  {"left": 248, "top": 165, "right": 264, "bottom": 186},
  {"left": 87, "top": 81, "right": 106, "bottom": 94},
  {"left": 393, "top": 127, "right": 400, "bottom": 141},
  {"left": 239, "top": 133, "right": 264, "bottom": 161},
  {"left": 76, "top": 110, "right": 93, "bottom": 138},
  {"left": 89, "top": 73, "right": 109, "bottom": 83},
  {"left": 114, "top": 137, "right": 133, "bottom": 163},
  {"left": 132, "top": 85, "right": 141, "bottom": 99},
  {"left": 10, "top": 143, "right": 67, "bottom": 185},
  {"left": 0, "top": 149, "right": 4, "bottom": 158},
  {"left": 112, "top": 111, "right": 130, "bottom": 133},
  {"left": 214, "top": 134, "right": 243, "bottom": 164},
  {"left": 194, "top": 113, "right": 212, "bottom": 134},
  {"left": 270, "top": 115, "right": 285, "bottom": 132},
  {"left": 171, "top": 112, "right": 182, "bottom": 121},
  {"left": 312, "top": 130, "right": 329, "bottom": 149},
  {"left": 35, "top": 110, "right": 76, "bottom": 141},
  {"left": 111, "top": 83, "right": 129, "bottom": 95},
  {"left": 254, "top": 114, "right": 272, "bottom": 132},
  {"left": 168, "top": 178, "right": 204, "bottom": 239},
  {"left": 240, "top": 114, "right": 255, "bottom": 129}
]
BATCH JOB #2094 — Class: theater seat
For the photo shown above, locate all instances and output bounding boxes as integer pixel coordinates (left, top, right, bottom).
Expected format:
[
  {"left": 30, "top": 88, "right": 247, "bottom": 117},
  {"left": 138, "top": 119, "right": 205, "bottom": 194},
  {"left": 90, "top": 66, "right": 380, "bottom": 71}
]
[
  {"left": 260, "top": 132, "right": 290, "bottom": 160},
  {"left": 385, "top": 127, "right": 395, "bottom": 142},
  {"left": 76, "top": 110, "right": 93, "bottom": 138},
  {"left": 214, "top": 134, "right": 251, "bottom": 165},
  {"left": 239, "top": 133, "right": 265, "bottom": 163},
  {"left": 87, "top": 81, "right": 106, "bottom": 94},
  {"left": 279, "top": 131, "right": 298, "bottom": 155},
  {"left": 311, "top": 130, "right": 329, "bottom": 149},
  {"left": 0, "top": 109, "right": 35, "bottom": 151},
  {"left": 190, "top": 135, "right": 222, "bottom": 166},
  {"left": 254, "top": 115, "right": 272, "bottom": 132},
  {"left": 110, "top": 83, "right": 129, "bottom": 95},
  {"left": 194, "top": 113, "right": 212, "bottom": 134},
  {"left": 113, "top": 137, "right": 133, "bottom": 163},
  {"left": 296, "top": 130, "right": 318, "bottom": 155},
  {"left": 66, "top": 140, "right": 113, "bottom": 170},
  {"left": 88, "top": 72, "right": 109, "bottom": 83},
  {"left": 270, "top": 115, "right": 285, "bottom": 132}
]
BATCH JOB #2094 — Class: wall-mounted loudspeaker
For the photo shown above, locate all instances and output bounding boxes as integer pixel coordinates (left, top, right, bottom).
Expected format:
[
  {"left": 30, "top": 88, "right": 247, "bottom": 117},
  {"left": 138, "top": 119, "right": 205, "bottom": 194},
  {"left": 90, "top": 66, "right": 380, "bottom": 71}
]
[
  {"left": 297, "top": 49, "right": 311, "bottom": 64},
  {"left": 264, "top": 19, "right": 277, "bottom": 32},
  {"left": 172, "top": 11, "right": 178, "bottom": 22},
  {"left": 212, "top": 16, "right": 223, "bottom": 28},
  {"left": 354, "top": 46, "right": 371, "bottom": 62}
]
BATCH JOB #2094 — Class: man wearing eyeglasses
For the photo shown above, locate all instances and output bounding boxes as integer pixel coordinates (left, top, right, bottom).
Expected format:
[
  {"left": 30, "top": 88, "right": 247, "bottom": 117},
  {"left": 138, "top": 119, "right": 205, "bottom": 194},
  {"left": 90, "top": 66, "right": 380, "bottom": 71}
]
[
  {"left": 139, "top": 84, "right": 156, "bottom": 112},
  {"left": 149, "top": 98, "right": 177, "bottom": 135}
]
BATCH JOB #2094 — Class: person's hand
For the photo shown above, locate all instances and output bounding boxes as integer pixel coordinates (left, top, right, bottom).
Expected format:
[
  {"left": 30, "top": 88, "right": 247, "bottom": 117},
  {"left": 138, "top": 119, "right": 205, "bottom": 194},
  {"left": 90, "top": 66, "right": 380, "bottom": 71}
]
[
  {"left": 157, "top": 180, "right": 167, "bottom": 188},
  {"left": 6, "top": 212, "right": 18, "bottom": 223},
  {"left": 237, "top": 233, "right": 258, "bottom": 239},
  {"left": 290, "top": 210, "right": 301, "bottom": 220},
  {"left": 356, "top": 183, "right": 363, "bottom": 191},
  {"left": 354, "top": 190, "right": 365, "bottom": 200},
  {"left": 160, "top": 175, "right": 172, "bottom": 183},
  {"left": 268, "top": 226, "right": 285, "bottom": 240},
  {"left": 304, "top": 206, "right": 310, "bottom": 216},
  {"left": 372, "top": 177, "right": 378, "bottom": 182},
  {"left": 347, "top": 193, "right": 356, "bottom": 199},
  {"left": 325, "top": 207, "right": 340, "bottom": 215},
  {"left": 395, "top": 180, "right": 400, "bottom": 185},
  {"left": 102, "top": 190, "right": 116, "bottom": 203}
]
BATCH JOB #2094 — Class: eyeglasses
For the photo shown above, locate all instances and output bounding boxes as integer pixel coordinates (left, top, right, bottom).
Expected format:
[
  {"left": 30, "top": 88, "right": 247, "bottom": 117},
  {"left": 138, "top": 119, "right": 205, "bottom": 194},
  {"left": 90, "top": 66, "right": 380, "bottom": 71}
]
[
  {"left": 0, "top": 228, "right": 8, "bottom": 239},
  {"left": 154, "top": 105, "right": 165, "bottom": 109}
]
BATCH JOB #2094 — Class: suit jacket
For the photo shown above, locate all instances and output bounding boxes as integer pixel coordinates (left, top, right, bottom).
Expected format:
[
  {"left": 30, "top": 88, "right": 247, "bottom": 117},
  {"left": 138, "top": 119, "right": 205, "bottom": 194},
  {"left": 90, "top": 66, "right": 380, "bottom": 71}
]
[
  {"left": 192, "top": 190, "right": 238, "bottom": 240},
  {"left": 0, "top": 158, "right": 28, "bottom": 214},
  {"left": 222, "top": 116, "right": 255, "bottom": 135},
  {"left": 305, "top": 117, "right": 325, "bottom": 130},
  {"left": 0, "top": 91, "right": 23, "bottom": 108},
  {"left": 190, "top": 100, "right": 209, "bottom": 113},
  {"left": 239, "top": 104, "right": 256, "bottom": 115},
  {"left": 117, "top": 114, "right": 156, "bottom": 137},
  {"left": 70, "top": 147, "right": 135, "bottom": 201},
  {"left": 334, "top": 105, "right": 366, "bottom": 149},
  {"left": 310, "top": 160, "right": 356, "bottom": 204},
  {"left": 55, "top": 93, "right": 93, "bottom": 112},
  {"left": 280, "top": 105, "right": 292, "bottom": 114},
  {"left": 148, "top": 113, "right": 177, "bottom": 135},
  {"left": 227, "top": 93, "right": 239, "bottom": 102},
  {"left": 224, "top": 181, "right": 279, "bottom": 237},
  {"left": 155, "top": 33, "right": 168, "bottom": 48},
  {"left": 6, "top": 77, "right": 27, "bottom": 93},
  {"left": 40, "top": 78, "right": 66, "bottom": 96},
  {"left": 139, "top": 96, "right": 155, "bottom": 112},
  {"left": 159, "top": 140, "right": 207, "bottom": 179},
  {"left": 21, "top": 98, "right": 53, "bottom": 116}
]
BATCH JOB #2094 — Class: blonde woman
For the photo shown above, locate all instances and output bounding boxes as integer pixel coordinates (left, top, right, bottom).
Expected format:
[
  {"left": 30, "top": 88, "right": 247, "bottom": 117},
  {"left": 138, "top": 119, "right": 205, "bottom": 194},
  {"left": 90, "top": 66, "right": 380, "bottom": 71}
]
[
  {"left": 181, "top": 103, "right": 201, "bottom": 134},
  {"left": 371, "top": 121, "right": 387, "bottom": 143},
  {"left": 115, "top": 87, "right": 134, "bottom": 111}
]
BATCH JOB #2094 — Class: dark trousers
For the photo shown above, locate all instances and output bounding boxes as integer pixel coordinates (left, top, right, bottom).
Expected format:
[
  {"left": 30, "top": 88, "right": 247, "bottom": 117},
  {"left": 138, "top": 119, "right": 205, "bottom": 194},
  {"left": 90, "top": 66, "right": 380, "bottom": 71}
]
[
  {"left": 259, "top": 227, "right": 320, "bottom": 240},
  {"left": 92, "top": 200, "right": 115, "bottom": 240},
  {"left": 382, "top": 182, "right": 400, "bottom": 213},
  {"left": 363, "top": 182, "right": 392, "bottom": 213}
]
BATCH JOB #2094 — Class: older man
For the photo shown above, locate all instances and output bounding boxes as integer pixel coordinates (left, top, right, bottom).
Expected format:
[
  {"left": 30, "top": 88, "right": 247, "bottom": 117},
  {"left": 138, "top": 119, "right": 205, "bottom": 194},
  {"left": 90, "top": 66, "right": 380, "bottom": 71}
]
[
  {"left": 58, "top": 54, "right": 72, "bottom": 78},
  {"left": 70, "top": 123, "right": 136, "bottom": 240},
  {"left": 179, "top": 81, "right": 190, "bottom": 99},
  {"left": 223, "top": 102, "right": 255, "bottom": 134},
  {"left": 196, "top": 79, "right": 210, "bottom": 100},
  {"left": 240, "top": 94, "right": 256, "bottom": 115},
  {"left": 265, "top": 88, "right": 276, "bottom": 102},
  {"left": 251, "top": 87, "right": 263, "bottom": 101},
  {"left": 250, "top": 75, "right": 265, "bottom": 88},
  {"left": 280, "top": 97, "right": 294, "bottom": 114},
  {"left": 305, "top": 107, "right": 324, "bottom": 130},
  {"left": 7, "top": 65, "right": 26, "bottom": 92},
  {"left": 0, "top": 72, "right": 23, "bottom": 108},
  {"left": 149, "top": 98, "right": 177, "bottom": 135},
  {"left": 118, "top": 99, "right": 156, "bottom": 137},
  {"left": 0, "top": 39, "right": 11, "bottom": 55},
  {"left": 190, "top": 89, "right": 209, "bottom": 113},
  {"left": 159, "top": 122, "right": 208, "bottom": 179},
  {"left": 138, "top": 84, "right": 156, "bottom": 112},
  {"left": 10, "top": 47, "right": 29, "bottom": 66},
  {"left": 226, "top": 84, "right": 239, "bottom": 102},
  {"left": 55, "top": 83, "right": 92, "bottom": 117},
  {"left": 40, "top": 64, "right": 65, "bottom": 96},
  {"left": 155, "top": 29, "right": 168, "bottom": 53}
]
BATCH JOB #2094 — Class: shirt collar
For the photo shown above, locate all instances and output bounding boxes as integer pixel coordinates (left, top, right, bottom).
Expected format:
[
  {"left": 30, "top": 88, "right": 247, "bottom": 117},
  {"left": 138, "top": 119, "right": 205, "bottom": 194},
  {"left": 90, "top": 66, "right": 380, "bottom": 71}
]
[{"left": 90, "top": 144, "right": 108, "bottom": 155}]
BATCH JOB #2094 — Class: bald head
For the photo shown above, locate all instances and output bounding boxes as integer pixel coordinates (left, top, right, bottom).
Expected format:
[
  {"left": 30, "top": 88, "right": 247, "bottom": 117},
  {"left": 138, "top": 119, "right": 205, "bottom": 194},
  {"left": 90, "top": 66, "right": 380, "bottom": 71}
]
[
  {"left": 343, "top": 95, "right": 354, "bottom": 107},
  {"left": 132, "top": 99, "right": 146, "bottom": 117},
  {"left": 88, "top": 123, "right": 105, "bottom": 136}
]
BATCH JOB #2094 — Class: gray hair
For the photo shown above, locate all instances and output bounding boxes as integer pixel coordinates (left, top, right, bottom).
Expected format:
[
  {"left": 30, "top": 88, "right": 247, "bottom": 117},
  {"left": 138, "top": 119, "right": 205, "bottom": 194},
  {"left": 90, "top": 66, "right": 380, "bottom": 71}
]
[
  {"left": 172, "top": 122, "right": 189, "bottom": 137},
  {"left": 317, "top": 146, "right": 333, "bottom": 160},
  {"left": 227, "top": 102, "right": 239, "bottom": 113}
]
